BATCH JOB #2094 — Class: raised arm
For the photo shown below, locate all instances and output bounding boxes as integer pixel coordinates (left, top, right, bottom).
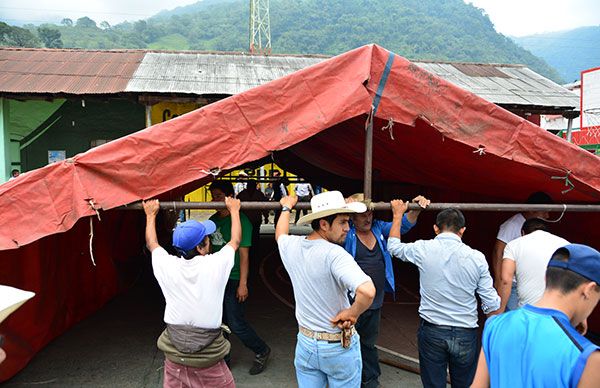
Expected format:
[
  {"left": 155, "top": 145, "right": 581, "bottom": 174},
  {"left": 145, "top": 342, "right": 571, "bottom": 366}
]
[
  {"left": 225, "top": 197, "right": 242, "bottom": 251},
  {"left": 143, "top": 199, "right": 160, "bottom": 252},
  {"left": 405, "top": 195, "right": 430, "bottom": 224},
  {"left": 388, "top": 199, "right": 409, "bottom": 239},
  {"left": 275, "top": 195, "right": 298, "bottom": 241}
]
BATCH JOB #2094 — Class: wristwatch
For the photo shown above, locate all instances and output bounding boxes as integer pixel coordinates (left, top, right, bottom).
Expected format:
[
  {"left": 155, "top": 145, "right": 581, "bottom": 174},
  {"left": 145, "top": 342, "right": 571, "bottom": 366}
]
[{"left": 281, "top": 206, "right": 291, "bottom": 212}]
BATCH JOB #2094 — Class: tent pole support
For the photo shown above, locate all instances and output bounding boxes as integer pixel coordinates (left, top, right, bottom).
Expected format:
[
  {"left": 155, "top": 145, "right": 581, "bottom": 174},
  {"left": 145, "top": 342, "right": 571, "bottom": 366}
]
[{"left": 364, "top": 113, "right": 373, "bottom": 199}]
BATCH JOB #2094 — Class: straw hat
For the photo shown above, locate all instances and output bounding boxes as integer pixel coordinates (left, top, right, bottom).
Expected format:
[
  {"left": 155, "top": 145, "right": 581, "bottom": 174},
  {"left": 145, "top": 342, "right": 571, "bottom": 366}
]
[
  {"left": 297, "top": 191, "right": 366, "bottom": 225},
  {"left": 348, "top": 193, "right": 374, "bottom": 210}
]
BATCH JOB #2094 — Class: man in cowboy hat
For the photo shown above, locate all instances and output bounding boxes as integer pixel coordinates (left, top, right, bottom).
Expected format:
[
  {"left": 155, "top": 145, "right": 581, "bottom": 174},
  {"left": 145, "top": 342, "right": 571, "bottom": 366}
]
[
  {"left": 345, "top": 193, "right": 430, "bottom": 388},
  {"left": 143, "top": 197, "right": 241, "bottom": 388},
  {"left": 276, "top": 191, "right": 376, "bottom": 387}
]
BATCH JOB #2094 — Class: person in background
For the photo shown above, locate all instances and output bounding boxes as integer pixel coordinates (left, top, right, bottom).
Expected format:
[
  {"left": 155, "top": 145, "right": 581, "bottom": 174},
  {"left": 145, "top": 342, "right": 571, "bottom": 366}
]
[
  {"left": 209, "top": 180, "right": 271, "bottom": 375},
  {"left": 294, "top": 181, "right": 314, "bottom": 223},
  {"left": 473, "top": 244, "right": 600, "bottom": 388},
  {"left": 237, "top": 179, "right": 269, "bottom": 282},
  {"left": 272, "top": 170, "right": 289, "bottom": 225},
  {"left": 345, "top": 193, "right": 430, "bottom": 388},
  {"left": 492, "top": 192, "right": 553, "bottom": 310},
  {"left": 388, "top": 203, "right": 500, "bottom": 388},
  {"left": 8, "top": 169, "right": 19, "bottom": 181}
]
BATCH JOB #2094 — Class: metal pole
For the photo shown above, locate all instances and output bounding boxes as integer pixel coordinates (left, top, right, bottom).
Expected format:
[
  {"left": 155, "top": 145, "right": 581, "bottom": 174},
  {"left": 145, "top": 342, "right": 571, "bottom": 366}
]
[
  {"left": 566, "top": 117, "right": 574, "bottom": 143},
  {"left": 364, "top": 113, "right": 373, "bottom": 200},
  {"left": 121, "top": 201, "right": 600, "bottom": 213},
  {"left": 145, "top": 105, "right": 152, "bottom": 128}
]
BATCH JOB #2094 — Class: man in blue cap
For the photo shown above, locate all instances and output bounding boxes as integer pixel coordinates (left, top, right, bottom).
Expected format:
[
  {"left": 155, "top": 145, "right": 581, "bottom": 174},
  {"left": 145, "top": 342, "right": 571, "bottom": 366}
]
[
  {"left": 472, "top": 244, "right": 600, "bottom": 388},
  {"left": 143, "top": 197, "right": 241, "bottom": 388}
]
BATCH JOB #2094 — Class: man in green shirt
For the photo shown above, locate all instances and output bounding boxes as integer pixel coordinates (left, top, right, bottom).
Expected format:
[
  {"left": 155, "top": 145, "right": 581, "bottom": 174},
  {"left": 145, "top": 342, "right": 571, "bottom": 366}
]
[{"left": 209, "top": 180, "right": 271, "bottom": 375}]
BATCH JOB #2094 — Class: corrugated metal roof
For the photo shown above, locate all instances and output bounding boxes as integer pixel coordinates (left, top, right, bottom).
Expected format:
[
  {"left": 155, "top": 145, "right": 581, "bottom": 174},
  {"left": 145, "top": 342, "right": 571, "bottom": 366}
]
[
  {"left": 415, "top": 61, "right": 579, "bottom": 109},
  {"left": 125, "top": 52, "right": 324, "bottom": 95},
  {"left": 0, "top": 48, "right": 145, "bottom": 94}
]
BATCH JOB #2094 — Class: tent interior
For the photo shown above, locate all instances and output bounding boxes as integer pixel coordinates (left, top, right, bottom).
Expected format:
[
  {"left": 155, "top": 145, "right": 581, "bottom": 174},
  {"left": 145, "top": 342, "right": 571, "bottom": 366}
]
[{"left": 1, "top": 44, "right": 600, "bottom": 381}]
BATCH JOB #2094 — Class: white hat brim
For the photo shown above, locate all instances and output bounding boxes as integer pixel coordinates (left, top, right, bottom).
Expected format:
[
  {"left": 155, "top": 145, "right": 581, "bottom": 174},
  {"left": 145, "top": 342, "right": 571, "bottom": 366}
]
[
  {"left": 0, "top": 285, "right": 35, "bottom": 324},
  {"left": 296, "top": 201, "right": 367, "bottom": 225}
]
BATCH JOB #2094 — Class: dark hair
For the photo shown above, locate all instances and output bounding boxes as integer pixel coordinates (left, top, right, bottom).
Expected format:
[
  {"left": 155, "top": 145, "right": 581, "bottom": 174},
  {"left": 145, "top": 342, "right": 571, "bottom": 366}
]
[
  {"left": 526, "top": 192, "right": 553, "bottom": 204},
  {"left": 546, "top": 248, "right": 600, "bottom": 293},
  {"left": 174, "top": 237, "right": 209, "bottom": 260},
  {"left": 435, "top": 208, "right": 465, "bottom": 233},
  {"left": 521, "top": 218, "right": 548, "bottom": 235},
  {"left": 209, "top": 180, "right": 234, "bottom": 196},
  {"left": 311, "top": 214, "right": 338, "bottom": 231},
  {"left": 11, "top": 169, "right": 19, "bottom": 174}
]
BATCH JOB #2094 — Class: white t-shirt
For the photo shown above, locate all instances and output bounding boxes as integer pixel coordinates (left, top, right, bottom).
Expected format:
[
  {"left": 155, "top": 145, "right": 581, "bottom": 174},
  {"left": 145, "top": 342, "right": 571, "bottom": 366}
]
[
  {"left": 503, "top": 230, "right": 569, "bottom": 307},
  {"left": 497, "top": 213, "right": 526, "bottom": 244},
  {"left": 277, "top": 235, "right": 371, "bottom": 333},
  {"left": 294, "top": 183, "right": 312, "bottom": 197},
  {"left": 152, "top": 245, "right": 234, "bottom": 328}
]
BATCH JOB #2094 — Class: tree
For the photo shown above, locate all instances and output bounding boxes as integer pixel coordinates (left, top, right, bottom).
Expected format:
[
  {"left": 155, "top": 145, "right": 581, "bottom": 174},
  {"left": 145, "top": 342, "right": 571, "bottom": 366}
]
[
  {"left": 61, "top": 18, "right": 73, "bottom": 27},
  {"left": 100, "top": 21, "right": 111, "bottom": 30},
  {"left": 37, "top": 27, "right": 63, "bottom": 48},
  {"left": 0, "top": 22, "right": 40, "bottom": 47},
  {"left": 76, "top": 17, "right": 97, "bottom": 29}
]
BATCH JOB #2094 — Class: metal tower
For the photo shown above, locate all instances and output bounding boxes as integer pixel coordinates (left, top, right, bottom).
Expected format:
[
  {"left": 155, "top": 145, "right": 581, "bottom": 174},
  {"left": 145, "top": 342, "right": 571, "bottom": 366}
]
[{"left": 249, "top": 0, "right": 272, "bottom": 54}]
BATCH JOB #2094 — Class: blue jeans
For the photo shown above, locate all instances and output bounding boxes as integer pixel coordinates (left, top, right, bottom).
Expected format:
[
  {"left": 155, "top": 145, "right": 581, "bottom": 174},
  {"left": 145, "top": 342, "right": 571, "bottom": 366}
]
[
  {"left": 505, "top": 282, "right": 519, "bottom": 311},
  {"left": 223, "top": 279, "right": 268, "bottom": 356},
  {"left": 295, "top": 331, "right": 362, "bottom": 388},
  {"left": 355, "top": 309, "right": 381, "bottom": 388},
  {"left": 417, "top": 320, "right": 478, "bottom": 388}
]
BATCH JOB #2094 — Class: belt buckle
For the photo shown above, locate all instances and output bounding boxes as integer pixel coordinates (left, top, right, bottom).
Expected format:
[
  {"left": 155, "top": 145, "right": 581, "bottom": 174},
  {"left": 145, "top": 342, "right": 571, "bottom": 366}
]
[{"left": 341, "top": 328, "right": 352, "bottom": 348}]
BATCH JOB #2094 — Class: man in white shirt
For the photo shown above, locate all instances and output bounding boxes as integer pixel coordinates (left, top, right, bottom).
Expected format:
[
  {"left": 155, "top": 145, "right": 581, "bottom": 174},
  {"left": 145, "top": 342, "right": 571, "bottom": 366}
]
[
  {"left": 492, "top": 192, "right": 552, "bottom": 310},
  {"left": 498, "top": 218, "right": 569, "bottom": 311},
  {"left": 276, "top": 191, "right": 375, "bottom": 388},
  {"left": 143, "top": 197, "right": 241, "bottom": 388},
  {"left": 294, "top": 182, "right": 314, "bottom": 223}
]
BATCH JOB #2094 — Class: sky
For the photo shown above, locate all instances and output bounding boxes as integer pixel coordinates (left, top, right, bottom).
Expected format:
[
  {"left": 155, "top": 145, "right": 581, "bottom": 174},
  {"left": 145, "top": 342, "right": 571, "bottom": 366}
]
[{"left": 0, "top": 0, "right": 599, "bottom": 36}]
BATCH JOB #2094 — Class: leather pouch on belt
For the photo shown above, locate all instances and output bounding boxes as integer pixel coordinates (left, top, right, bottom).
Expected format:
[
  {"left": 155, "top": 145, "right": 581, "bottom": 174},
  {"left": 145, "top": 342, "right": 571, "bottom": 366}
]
[{"left": 342, "top": 328, "right": 352, "bottom": 349}]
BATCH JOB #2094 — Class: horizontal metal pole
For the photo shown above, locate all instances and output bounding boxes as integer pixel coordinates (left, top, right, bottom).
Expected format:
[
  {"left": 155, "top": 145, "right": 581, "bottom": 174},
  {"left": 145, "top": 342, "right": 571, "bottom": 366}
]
[{"left": 120, "top": 201, "right": 600, "bottom": 212}]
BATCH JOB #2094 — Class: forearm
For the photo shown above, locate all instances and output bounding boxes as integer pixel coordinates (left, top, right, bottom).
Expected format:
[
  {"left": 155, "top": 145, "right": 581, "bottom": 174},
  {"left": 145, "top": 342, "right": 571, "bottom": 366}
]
[
  {"left": 492, "top": 241, "right": 505, "bottom": 283},
  {"left": 145, "top": 215, "right": 160, "bottom": 251},
  {"left": 388, "top": 213, "right": 405, "bottom": 239},
  {"left": 275, "top": 209, "right": 291, "bottom": 240},
  {"left": 238, "top": 247, "right": 249, "bottom": 286},
  {"left": 228, "top": 211, "right": 242, "bottom": 250},
  {"left": 348, "top": 281, "right": 375, "bottom": 316},
  {"left": 405, "top": 210, "right": 420, "bottom": 224},
  {"left": 498, "top": 278, "right": 512, "bottom": 312}
]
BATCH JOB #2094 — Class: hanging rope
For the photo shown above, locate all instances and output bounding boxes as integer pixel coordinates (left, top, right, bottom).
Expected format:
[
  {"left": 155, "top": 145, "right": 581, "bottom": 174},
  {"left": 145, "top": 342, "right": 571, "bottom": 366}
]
[
  {"left": 364, "top": 105, "right": 374, "bottom": 132},
  {"left": 544, "top": 204, "right": 568, "bottom": 223},
  {"left": 89, "top": 217, "right": 96, "bottom": 267},
  {"left": 198, "top": 167, "right": 222, "bottom": 176},
  {"left": 381, "top": 118, "right": 395, "bottom": 140},
  {"left": 551, "top": 170, "right": 575, "bottom": 194},
  {"left": 473, "top": 145, "right": 486, "bottom": 156}
]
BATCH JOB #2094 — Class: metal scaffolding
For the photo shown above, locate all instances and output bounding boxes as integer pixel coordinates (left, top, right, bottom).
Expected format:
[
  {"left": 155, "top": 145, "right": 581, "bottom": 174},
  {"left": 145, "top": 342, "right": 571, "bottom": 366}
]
[{"left": 249, "top": 0, "right": 272, "bottom": 55}]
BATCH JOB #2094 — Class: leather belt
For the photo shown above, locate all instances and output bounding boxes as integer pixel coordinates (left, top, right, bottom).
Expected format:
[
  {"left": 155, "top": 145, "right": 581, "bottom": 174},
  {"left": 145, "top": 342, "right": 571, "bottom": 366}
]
[{"left": 299, "top": 326, "right": 355, "bottom": 342}]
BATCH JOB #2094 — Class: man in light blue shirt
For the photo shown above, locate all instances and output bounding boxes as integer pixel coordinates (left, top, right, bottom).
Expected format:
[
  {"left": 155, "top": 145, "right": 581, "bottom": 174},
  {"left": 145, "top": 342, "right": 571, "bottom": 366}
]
[{"left": 387, "top": 202, "right": 500, "bottom": 388}]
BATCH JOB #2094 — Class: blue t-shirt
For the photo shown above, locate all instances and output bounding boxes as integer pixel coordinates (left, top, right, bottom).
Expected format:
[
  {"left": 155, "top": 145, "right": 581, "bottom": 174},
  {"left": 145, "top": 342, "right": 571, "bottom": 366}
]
[{"left": 482, "top": 305, "right": 599, "bottom": 388}]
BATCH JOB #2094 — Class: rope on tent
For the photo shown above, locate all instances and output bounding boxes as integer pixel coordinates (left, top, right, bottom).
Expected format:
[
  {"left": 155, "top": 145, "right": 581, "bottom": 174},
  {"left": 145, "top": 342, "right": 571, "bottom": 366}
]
[
  {"left": 544, "top": 204, "right": 568, "bottom": 223},
  {"left": 473, "top": 145, "right": 486, "bottom": 156},
  {"left": 198, "top": 167, "right": 222, "bottom": 177},
  {"left": 87, "top": 199, "right": 101, "bottom": 267},
  {"left": 381, "top": 118, "right": 395, "bottom": 140},
  {"left": 364, "top": 105, "right": 374, "bottom": 132},
  {"left": 551, "top": 170, "right": 575, "bottom": 194}
]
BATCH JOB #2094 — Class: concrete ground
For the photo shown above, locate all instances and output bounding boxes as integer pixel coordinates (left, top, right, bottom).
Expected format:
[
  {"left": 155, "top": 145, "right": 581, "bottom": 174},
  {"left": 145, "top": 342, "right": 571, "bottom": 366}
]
[{"left": 3, "top": 229, "right": 423, "bottom": 387}]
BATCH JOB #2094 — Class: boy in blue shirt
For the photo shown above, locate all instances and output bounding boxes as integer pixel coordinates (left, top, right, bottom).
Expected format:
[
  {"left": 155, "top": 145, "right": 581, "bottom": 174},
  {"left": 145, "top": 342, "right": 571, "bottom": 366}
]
[{"left": 473, "top": 244, "right": 600, "bottom": 388}]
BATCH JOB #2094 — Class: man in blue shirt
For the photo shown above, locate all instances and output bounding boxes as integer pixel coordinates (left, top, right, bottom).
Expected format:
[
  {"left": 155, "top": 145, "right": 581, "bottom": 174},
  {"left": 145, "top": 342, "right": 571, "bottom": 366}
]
[
  {"left": 387, "top": 202, "right": 500, "bottom": 388},
  {"left": 344, "top": 193, "right": 429, "bottom": 388},
  {"left": 472, "top": 244, "right": 600, "bottom": 388}
]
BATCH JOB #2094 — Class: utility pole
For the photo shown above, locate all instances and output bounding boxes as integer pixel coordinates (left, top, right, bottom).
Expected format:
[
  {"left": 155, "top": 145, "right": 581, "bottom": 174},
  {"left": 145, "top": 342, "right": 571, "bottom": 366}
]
[{"left": 249, "top": 0, "right": 272, "bottom": 54}]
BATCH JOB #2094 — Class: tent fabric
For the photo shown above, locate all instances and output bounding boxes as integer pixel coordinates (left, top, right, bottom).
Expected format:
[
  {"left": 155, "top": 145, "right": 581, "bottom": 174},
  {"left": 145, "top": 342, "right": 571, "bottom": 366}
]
[{"left": 2, "top": 44, "right": 600, "bottom": 380}]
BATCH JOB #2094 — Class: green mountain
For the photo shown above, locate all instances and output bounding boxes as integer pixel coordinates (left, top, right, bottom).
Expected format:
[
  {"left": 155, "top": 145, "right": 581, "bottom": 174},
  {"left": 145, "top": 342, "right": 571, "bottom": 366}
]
[
  {"left": 1, "top": 0, "right": 563, "bottom": 82},
  {"left": 513, "top": 26, "right": 600, "bottom": 83}
]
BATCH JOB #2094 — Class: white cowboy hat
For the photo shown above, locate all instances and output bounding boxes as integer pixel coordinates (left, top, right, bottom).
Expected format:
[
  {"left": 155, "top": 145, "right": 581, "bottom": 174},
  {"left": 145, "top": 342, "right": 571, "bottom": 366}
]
[
  {"left": 297, "top": 191, "right": 366, "bottom": 225},
  {"left": 0, "top": 285, "right": 35, "bottom": 324}
]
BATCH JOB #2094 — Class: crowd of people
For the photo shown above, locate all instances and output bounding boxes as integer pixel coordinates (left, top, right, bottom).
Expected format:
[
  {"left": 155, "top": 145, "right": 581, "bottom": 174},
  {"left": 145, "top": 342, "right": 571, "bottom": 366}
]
[{"left": 141, "top": 184, "right": 600, "bottom": 388}]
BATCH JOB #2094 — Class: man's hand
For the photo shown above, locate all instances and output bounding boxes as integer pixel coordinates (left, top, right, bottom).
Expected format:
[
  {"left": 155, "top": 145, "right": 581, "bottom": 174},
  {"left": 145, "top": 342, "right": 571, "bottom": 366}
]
[
  {"left": 225, "top": 197, "right": 241, "bottom": 213},
  {"left": 143, "top": 199, "right": 160, "bottom": 217},
  {"left": 412, "top": 195, "right": 430, "bottom": 210},
  {"left": 237, "top": 283, "right": 249, "bottom": 302},
  {"left": 391, "top": 199, "right": 409, "bottom": 217},
  {"left": 280, "top": 195, "right": 298, "bottom": 209},
  {"left": 330, "top": 308, "right": 357, "bottom": 330}
]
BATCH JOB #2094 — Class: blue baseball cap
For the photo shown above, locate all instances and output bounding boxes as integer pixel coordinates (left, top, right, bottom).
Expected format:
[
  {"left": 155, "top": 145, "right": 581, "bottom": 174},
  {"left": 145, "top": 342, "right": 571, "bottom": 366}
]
[
  {"left": 548, "top": 244, "right": 600, "bottom": 284},
  {"left": 172, "top": 220, "right": 217, "bottom": 252}
]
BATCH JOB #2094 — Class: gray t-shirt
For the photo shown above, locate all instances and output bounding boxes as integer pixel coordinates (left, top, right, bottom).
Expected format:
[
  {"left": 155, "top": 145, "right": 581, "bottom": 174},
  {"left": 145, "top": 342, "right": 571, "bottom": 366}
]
[{"left": 277, "top": 235, "right": 371, "bottom": 333}]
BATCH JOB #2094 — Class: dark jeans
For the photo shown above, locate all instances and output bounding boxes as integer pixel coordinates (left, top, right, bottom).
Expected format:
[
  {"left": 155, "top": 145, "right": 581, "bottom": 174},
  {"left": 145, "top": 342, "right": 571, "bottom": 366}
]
[
  {"left": 294, "top": 195, "right": 312, "bottom": 223},
  {"left": 223, "top": 279, "right": 268, "bottom": 357},
  {"left": 417, "top": 320, "right": 478, "bottom": 388},
  {"left": 355, "top": 308, "right": 381, "bottom": 388}
]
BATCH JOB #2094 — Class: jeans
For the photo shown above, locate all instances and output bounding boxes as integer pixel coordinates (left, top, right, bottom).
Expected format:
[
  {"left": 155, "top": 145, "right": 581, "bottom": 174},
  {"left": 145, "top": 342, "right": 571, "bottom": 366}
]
[
  {"left": 355, "top": 309, "right": 381, "bottom": 388},
  {"left": 505, "top": 282, "right": 519, "bottom": 311},
  {"left": 417, "top": 320, "right": 478, "bottom": 388},
  {"left": 163, "top": 359, "right": 234, "bottom": 388},
  {"left": 294, "top": 195, "right": 312, "bottom": 223},
  {"left": 223, "top": 279, "right": 268, "bottom": 356},
  {"left": 295, "top": 331, "right": 362, "bottom": 388}
]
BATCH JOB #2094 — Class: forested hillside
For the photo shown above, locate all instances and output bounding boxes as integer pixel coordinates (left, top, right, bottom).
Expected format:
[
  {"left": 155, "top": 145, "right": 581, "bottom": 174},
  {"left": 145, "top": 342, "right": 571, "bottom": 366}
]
[
  {"left": 514, "top": 26, "right": 600, "bottom": 83},
  {"left": 1, "top": 0, "right": 562, "bottom": 82}
]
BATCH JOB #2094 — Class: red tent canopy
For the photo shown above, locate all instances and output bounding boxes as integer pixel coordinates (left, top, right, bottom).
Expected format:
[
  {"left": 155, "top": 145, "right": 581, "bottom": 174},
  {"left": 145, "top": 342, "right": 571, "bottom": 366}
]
[{"left": 1, "top": 44, "right": 599, "bottom": 380}]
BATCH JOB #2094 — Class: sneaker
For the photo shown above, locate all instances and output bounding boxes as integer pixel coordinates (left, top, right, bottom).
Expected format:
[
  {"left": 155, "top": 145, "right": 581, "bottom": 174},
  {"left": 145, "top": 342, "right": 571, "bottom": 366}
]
[{"left": 249, "top": 346, "right": 271, "bottom": 375}]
